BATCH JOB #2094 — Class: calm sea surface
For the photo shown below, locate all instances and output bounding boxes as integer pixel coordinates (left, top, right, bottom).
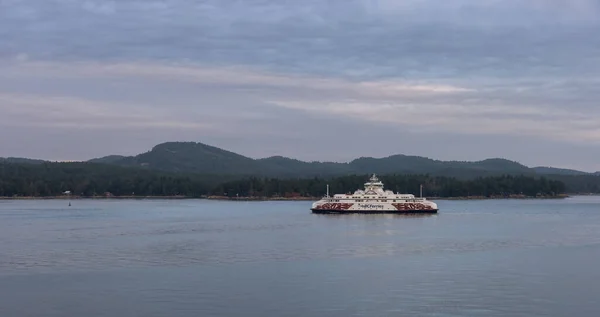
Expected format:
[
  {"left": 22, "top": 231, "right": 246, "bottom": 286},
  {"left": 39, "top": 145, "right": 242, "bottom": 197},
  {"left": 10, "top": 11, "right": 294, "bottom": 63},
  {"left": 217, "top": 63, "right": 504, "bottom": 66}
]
[{"left": 1, "top": 197, "right": 600, "bottom": 316}]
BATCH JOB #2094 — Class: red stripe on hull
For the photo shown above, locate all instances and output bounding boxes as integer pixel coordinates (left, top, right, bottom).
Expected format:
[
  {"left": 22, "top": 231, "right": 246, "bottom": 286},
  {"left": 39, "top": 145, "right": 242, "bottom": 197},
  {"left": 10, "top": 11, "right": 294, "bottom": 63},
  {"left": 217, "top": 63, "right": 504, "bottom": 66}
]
[
  {"left": 312, "top": 203, "right": 353, "bottom": 211},
  {"left": 311, "top": 209, "right": 437, "bottom": 214},
  {"left": 392, "top": 203, "right": 435, "bottom": 211}
]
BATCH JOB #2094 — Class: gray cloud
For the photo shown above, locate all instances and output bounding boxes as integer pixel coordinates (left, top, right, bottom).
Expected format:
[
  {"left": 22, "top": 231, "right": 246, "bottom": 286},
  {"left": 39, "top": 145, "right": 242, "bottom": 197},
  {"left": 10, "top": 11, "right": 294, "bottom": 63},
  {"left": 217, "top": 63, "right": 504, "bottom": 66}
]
[
  {"left": 1, "top": 0, "right": 600, "bottom": 170},
  {"left": 3, "top": 0, "right": 600, "bottom": 78}
]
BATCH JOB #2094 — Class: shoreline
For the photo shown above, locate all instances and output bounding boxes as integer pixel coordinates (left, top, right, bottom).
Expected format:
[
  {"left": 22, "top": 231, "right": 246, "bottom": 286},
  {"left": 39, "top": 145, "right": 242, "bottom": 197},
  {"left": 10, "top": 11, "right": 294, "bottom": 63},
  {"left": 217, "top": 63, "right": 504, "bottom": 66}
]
[{"left": 0, "top": 194, "right": 573, "bottom": 201}]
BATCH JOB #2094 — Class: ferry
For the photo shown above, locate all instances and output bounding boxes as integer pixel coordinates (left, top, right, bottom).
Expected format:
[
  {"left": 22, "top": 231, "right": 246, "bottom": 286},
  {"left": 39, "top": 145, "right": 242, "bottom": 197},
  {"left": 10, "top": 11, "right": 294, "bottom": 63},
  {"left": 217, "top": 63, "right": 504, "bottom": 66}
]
[{"left": 311, "top": 174, "right": 438, "bottom": 214}]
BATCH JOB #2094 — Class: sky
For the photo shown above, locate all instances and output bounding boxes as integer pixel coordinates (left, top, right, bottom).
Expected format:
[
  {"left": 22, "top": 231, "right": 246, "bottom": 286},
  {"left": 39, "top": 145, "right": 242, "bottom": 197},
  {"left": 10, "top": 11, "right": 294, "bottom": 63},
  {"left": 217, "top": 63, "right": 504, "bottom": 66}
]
[{"left": 1, "top": 0, "right": 600, "bottom": 171}]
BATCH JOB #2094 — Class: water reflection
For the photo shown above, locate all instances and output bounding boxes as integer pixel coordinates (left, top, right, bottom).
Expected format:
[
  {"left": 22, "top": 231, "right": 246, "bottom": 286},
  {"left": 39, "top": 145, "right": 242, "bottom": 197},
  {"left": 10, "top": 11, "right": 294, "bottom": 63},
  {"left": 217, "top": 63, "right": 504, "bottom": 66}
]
[{"left": 2, "top": 198, "right": 600, "bottom": 317}]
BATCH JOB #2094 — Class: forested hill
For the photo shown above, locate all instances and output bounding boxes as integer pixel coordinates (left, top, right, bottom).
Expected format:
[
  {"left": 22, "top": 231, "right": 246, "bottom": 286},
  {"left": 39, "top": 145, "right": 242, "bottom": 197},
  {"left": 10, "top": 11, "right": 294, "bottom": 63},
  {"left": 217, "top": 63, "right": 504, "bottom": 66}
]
[
  {"left": 87, "top": 141, "right": 579, "bottom": 178},
  {"left": 213, "top": 175, "right": 567, "bottom": 199},
  {"left": 532, "top": 166, "right": 590, "bottom": 176},
  {"left": 0, "top": 157, "right": 46, "bottom": 164},
  {"left": 0, "top": 162, "right": 571, "bottom": 198},
  {"left": 3, "top": 141, "right": 600, "bottom": 196},
  {"left": 0, "top": 162, "right": 234, "bottom": 197}
]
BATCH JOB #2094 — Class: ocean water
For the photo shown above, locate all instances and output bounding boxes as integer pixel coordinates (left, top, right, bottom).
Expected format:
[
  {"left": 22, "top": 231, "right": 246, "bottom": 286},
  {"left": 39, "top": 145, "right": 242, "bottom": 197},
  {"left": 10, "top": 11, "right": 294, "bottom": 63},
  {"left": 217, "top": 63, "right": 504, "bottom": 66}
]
[{"left": 1, "top": 197, "right": 600, "bottom": 316}]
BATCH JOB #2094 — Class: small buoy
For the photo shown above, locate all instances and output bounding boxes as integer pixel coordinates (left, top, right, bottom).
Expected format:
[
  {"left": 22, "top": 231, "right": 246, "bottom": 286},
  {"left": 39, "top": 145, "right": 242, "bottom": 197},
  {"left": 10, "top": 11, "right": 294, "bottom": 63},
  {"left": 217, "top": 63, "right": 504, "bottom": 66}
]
[{"left": 69, "top": 202, "right": 71, "bottom": 206}]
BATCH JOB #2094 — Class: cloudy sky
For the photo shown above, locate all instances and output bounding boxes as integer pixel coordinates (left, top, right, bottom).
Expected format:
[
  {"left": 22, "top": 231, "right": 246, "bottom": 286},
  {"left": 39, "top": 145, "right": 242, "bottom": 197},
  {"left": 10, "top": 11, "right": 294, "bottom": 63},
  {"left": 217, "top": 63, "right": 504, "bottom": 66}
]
[{"left": 1, "top": 0, "right": 600, "bottom": 171}]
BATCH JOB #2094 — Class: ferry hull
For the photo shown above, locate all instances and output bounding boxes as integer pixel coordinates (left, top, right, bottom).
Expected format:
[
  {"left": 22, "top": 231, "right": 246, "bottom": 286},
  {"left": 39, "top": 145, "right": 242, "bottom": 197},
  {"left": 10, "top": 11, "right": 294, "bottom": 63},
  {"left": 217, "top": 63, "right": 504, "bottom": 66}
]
[
  {"left": 311, "top": 208, "right": 438, "bottom": 214},
  {"left": 310, "top": 201, "right": 438, "bottom": 214}
]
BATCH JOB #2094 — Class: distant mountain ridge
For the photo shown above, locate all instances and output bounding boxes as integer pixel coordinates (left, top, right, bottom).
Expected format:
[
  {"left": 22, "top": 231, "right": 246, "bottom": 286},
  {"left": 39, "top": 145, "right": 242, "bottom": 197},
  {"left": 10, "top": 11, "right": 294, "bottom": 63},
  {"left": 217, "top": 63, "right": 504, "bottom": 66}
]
[
  {"left": 83, "top": 141, "right": 595, "bottom": 178},
  {"left": 0, "top": 157, "right": 46, "bottom": 164},
  {"left": 88, "top": 155, "right": 127, "bottom": 164},
  {"left": 532, "top": 166, "right": 590, "bottom": 176}
]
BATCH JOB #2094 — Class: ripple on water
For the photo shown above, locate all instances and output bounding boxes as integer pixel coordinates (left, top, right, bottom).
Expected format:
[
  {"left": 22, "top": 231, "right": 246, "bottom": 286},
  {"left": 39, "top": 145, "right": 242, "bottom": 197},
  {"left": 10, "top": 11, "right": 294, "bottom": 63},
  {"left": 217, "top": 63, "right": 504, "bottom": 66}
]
[{"left": 2, "top": 198, "right": 600, "bottom": 316}]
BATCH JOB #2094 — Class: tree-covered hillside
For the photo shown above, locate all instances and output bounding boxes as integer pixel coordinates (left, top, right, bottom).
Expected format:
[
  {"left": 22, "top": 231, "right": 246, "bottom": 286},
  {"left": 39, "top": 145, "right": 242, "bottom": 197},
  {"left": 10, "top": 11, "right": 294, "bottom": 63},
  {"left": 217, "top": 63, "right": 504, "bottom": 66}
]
[
  {"left": 533, "top": 166, "right": 589, "bottom": 176},
  {"left": 2, "top": 141, "right": 600, "bottom": 198},
  {"left": 546, "top": 175, "right": 600, "bottom": 194},
  {"left": 0, "top": 162, "right": 228, "bottom": 197},
  {"left": 0, "top": 163, "right": 570, "bottom": 198},
  {"left": 211, "top": 174, "right": 566, "bottom": 198},
  {"left": 108, "top": 142, "right": 268, "bottom": 175},
  {"left": 90, "top": 141, "right": 543, "bottom": 178},
  {"left": 0, "top": 157, "right": 46, "bottom": 164}
]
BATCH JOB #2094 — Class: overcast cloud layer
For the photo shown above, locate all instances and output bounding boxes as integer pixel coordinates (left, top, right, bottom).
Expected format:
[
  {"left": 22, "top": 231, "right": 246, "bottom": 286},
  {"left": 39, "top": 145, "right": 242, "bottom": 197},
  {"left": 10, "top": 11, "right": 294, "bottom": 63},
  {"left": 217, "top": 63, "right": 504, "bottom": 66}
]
[{"left": 2, "top": 0, "right": 600, "bottom": 170}]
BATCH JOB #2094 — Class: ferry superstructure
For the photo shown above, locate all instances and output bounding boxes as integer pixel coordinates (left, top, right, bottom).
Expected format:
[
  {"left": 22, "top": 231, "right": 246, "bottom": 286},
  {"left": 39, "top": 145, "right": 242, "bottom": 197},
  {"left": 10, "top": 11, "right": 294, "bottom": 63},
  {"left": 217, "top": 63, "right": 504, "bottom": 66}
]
[{"left": 310, "top": 174, "right": 438, "bottom": 214}]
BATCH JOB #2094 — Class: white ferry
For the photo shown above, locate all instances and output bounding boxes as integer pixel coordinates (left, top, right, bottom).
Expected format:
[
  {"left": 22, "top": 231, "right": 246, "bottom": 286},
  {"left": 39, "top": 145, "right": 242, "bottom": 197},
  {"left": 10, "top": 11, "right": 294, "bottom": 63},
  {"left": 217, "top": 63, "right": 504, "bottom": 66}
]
[{"left": 311, "top": 174, "right": 438, "bottom": 214}]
